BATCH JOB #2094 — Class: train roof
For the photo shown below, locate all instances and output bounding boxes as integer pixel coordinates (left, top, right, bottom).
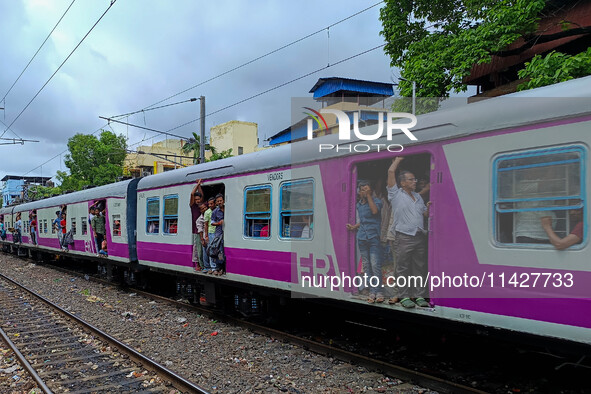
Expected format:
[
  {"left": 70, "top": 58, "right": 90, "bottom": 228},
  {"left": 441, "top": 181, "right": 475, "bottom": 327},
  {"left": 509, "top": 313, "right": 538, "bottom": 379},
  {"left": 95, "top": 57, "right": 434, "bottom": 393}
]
[
  {"left": 4, "top": 76, "right": 588, "bottom": 211},
  {"left": 14, "top": 179, "right": 132, "bottom": 212},
  {"left": 138, "top": 75, "right": 591, "bottom": 190}
]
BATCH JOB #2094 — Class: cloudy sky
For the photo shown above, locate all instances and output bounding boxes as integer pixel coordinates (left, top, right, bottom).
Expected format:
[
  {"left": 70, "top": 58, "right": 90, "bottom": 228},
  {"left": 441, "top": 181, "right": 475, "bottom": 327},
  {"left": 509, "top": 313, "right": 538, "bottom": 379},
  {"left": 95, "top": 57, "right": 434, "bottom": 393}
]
[{"left": 0, "top": 0, "right": 398, "bottom": 182}]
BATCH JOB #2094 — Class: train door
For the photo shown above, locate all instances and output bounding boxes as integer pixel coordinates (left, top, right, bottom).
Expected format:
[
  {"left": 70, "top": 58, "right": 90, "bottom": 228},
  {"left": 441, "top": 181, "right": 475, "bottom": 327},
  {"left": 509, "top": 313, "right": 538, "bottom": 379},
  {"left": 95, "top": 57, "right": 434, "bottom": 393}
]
[{"left": 351, "top": 153, "right": 433, "bottom": 302}]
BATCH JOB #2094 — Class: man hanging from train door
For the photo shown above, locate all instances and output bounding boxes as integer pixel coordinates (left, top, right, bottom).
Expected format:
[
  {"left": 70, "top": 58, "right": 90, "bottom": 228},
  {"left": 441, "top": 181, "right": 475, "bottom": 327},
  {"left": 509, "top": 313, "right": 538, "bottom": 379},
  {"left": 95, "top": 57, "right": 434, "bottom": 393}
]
[
  {"left": 210, "top": 194, "right": 225, "bottom": 275},
  {"left": 52, "top": 210, "right": 61, "bottom": 245},
  {"left": 189, "top": 179, "right": 205, "bottom": 269},
  {"left": 387, "top": 157, "right": 431, "bottom": 308}
]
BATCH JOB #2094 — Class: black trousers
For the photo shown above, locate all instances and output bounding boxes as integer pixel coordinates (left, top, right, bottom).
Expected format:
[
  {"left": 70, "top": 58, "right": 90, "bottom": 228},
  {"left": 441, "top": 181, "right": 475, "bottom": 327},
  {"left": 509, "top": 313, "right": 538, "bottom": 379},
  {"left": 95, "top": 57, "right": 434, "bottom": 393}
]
[{"left": 96, "top": 233, "right": 105, "bottom": 251}]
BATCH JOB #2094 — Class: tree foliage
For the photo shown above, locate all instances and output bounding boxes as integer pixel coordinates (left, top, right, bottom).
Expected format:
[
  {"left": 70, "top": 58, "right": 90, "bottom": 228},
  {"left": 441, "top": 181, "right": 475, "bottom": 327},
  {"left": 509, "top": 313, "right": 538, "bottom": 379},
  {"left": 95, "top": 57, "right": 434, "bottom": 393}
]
[
  {"left": 26, "top": 185, "right": 61, "bottom": 200},
  {"left": 207, "top": 148, "right": 233, "bottom": 162},
  {"left": 58, "top": 130, "right": 127, "bottom": 191},
  {"left": 517, "top": 47, "right": 591, "bottom": 90},
  {"left": 181, "top": 132, "right": 217, "bottom": 164},
  {"left": 380, "top": 0, "right": 548, "bottom": 98}
]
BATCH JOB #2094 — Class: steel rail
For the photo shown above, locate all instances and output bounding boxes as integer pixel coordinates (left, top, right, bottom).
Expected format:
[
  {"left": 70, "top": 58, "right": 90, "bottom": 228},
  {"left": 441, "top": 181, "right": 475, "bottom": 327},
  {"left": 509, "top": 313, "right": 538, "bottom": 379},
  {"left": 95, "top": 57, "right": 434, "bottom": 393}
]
[
  {"left": 3, "top": 251, "right": 484, "bottom": 393},
  {"left": 89, "top": 280, "right": 487, "bottom": 394},
  {"left": 0, "top": 326, "right": 53, "bottom": 393},
  {"left": 0, "top": 273, "right": 208, "bottom": 394}
]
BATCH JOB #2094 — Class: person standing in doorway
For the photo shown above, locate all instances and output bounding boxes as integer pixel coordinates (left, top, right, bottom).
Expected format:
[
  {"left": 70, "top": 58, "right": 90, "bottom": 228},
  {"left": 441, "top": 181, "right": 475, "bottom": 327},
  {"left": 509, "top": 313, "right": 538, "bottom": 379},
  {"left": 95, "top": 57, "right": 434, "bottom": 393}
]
[
  {"left": 60, "top": 213, "right": 68, "bottom": 251},
  {"left": 210, "top": 194, "right": 225, "bottom": 275},
  {"left": 347, "top": 181, "right": 384, "bottom": 303},
  {"left": 189, "top": 179, "right": 204, "bottom": 269},
  {"left": 387, "top": 157, "right": 431, "bottom": 308},
  {"left": 92, "top": 209, "right": 106, "bottom": 255},
  {"left": 201, "top": 197, "right": 215, "bottom": 273}
]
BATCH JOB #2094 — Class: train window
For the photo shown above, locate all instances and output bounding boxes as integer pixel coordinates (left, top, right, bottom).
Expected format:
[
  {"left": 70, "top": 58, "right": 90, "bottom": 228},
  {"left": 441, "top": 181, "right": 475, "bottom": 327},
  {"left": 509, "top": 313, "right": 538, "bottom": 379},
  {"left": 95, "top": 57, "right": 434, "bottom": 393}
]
[
  {"left": 43, "top": 219, "right": 48, "bottom": 234},
  {"left": 280, "top": 179, "right": 314, "bottom": 239},
  {"left": 81, "top": 217, "right": 88, "bottom": 235},
  {"left": 112, "top": 214, "right": 122, "bottom": 237},
  {"left": 493, "top": 146, "right": 585, "bottom": 246},
  {"left": 146, "top": 197, "right": 160, "bottom": 234},
  {"left": 71, "top": 218, "right": 77, "bottom": 235},
  {"left": 163, "top": 195, "right": 178, "bottom": 235},
  {"left": 244, "top": 185, "right": 271, "bottom": 238}
]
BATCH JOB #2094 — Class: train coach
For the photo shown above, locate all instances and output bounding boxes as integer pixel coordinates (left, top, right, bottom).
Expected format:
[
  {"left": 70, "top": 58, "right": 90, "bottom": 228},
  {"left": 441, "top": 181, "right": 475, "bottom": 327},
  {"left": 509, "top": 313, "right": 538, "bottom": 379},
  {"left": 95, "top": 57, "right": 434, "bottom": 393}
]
[
  {"left": 1, "top": 76, "right": 590, "bottom": 347},
  {"left": 1, "top": 179, "right": 139, "bottom": 263}
]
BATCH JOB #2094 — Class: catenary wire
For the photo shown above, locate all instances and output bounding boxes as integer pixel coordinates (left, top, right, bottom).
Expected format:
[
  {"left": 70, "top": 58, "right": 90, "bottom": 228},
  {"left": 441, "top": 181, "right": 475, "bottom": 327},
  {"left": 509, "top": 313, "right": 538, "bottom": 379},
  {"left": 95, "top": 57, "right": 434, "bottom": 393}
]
[
  {"left": 0, "top": 118, "right": 26, "bottom": 142},
  {"left": 0, "top": 0, "right": 77, "bottom": 109},
  {"left": 18, "top": 3, "right": 385, "bottom": 175},
  {"left": 110, "top": 98, "right": 198, "bottom": 119},
  {"left": 166, "top": 43, "right": 387, "bottom": 133},
  {"left": 95, "top": 43, "right": 388, "bottom": 145},
  {"left": 133, "top": 1, "right": 385, "bottom": 113},
  {"left": 0, "top": 0, "right": 118, "bottom": 139},
  {"left": 21, "top": 4, "right": 399, "bottom": 178}
]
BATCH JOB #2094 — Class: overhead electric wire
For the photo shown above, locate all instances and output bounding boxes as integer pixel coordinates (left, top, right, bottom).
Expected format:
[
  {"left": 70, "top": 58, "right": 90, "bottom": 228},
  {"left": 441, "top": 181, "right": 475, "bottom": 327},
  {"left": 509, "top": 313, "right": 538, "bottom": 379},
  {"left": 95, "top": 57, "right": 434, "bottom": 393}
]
[
  {"left": 97, "top": 43, "right": 386, "bottom": 142},
  {"left": 19, "top": 2, "right": 388, "bottom": 177},
  {"left": 165, "top": 43, "right": 387, "bottom": 133},
  {"left": 110, "top": 98, "right": 197, "bottom": 119},
  {"left": 138, "top": 1, "right": 384, "bottom": 112},
  {"left": 0, "top": 118, "right": 27, "bottom": 141},
  {"left": 99, "top": 117, "right": 188, "bottom": 140},
  {"left": 0, "top": 0, "right": 77, "bottom": 106},
  {"left": 20, "top": 124, "right": 107, "bottom": 176},
  {"left": 0, "top": 0, "right": 118, "bottom": 139},
  {"left": 17, "top": 2, "right": 383, "bottom": 172}
]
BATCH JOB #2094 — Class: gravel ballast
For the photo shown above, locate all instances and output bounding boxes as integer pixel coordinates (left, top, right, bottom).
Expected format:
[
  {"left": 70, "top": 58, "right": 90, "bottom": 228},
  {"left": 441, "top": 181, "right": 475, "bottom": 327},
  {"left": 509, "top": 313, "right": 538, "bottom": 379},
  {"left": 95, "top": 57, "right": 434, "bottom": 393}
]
[{"left": 0, "top": 254, "right": 434, "bottom": 393}]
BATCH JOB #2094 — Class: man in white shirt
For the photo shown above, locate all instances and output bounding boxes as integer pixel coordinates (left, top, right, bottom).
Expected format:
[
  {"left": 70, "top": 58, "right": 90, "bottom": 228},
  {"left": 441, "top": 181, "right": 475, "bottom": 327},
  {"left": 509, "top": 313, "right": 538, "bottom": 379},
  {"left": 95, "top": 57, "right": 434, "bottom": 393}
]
[{"left": 387, "top": 157, "right": 431, "bottom": 308}]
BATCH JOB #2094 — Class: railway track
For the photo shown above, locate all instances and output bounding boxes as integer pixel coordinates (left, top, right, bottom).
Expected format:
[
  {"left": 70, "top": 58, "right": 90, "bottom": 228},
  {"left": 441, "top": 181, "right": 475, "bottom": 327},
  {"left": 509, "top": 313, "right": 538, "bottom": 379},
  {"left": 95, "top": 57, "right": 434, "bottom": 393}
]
[
  {"left": 7, "top": 252, "right": 583, "bottom": 393},
  {"left": 0, "top": 273, "right": 207, "bottom": 394},
  {"left": 35, "top": 264, "right": 484, "bottom": 394},
  {"left": 133, "top": 292, "right": 486, "bottom": 394}
]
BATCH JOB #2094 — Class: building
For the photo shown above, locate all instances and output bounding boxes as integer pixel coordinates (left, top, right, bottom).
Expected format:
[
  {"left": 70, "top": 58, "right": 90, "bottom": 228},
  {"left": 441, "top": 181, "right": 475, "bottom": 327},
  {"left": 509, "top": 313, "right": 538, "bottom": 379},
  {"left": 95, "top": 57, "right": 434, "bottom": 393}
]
[
  {"left": 210, "top": 120, "right": 262, "bottom": 156},
  {"left": 465, "top": 1, "right": 591, "bottom": 97},
  {"left": 124, "top": 139, "right": 194, "bottom": 178},
  {"left": 268, "top": 77, "right": 394, "bottom": 146},
  {"left": 124, "top": 121, "right": 263, "bottom": 177},
  {"left": 1, "top": 175, "right": 52, "bottom": 207}
]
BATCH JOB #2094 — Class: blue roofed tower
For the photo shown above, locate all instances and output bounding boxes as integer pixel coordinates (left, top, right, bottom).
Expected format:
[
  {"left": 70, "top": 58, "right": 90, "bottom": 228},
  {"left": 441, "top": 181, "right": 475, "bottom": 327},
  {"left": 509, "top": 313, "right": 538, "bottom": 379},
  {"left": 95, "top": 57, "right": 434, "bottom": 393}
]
[{"left": 268, "top": 77, "right": 394, "bottom": 146}]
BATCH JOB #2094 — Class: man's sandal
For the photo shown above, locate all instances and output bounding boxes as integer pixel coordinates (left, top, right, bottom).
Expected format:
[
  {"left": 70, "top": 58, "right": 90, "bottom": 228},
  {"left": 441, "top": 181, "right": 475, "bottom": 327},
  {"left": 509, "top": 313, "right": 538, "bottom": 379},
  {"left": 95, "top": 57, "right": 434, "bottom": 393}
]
[
  {"left": 367, "top": 294, "right": 376, "bottom": 304},
  {"left": 415, "top": 298, "right": 430, "bottom": 308},
  {"left": 400, "top": 298, "right": 416, "bottom": 308}
]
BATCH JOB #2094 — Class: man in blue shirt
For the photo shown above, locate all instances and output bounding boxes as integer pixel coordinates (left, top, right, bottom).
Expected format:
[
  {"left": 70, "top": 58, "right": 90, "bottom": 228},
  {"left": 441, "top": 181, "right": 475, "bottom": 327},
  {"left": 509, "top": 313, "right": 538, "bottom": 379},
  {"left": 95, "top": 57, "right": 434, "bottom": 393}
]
[
  {"left": 387, "top": 157, "right": 431, "bottom": 308},
  {"left": 52, "top": 210, "right": 62, "bottom": 247},
  {"left": 210, "top": 193, "right": 225, "bottom": 275},
  {"left": 347, "top": 181, "right": 384, "bottom": 303}
]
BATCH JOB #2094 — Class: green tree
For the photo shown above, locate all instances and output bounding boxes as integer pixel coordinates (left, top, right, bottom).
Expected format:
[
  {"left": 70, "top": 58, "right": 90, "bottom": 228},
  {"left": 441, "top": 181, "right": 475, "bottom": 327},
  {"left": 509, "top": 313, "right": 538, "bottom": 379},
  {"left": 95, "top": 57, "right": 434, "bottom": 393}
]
[
  {"left": 181, "top": 132, "right": 217, "bottom": 164},
  {"left": 207, "top": 148, "right": 233, "bottom": 162},
  {"left": 27, "top": 185, "right": 61, "bottom": 201},
  {"left": 378, "top": 0, "right": 590, "bottom": 99},
  {"left": 58, "top": 130, "right": 127, "bottom": 191},
  {"left": 517, "top": 47, "right": 591, "bottom": 90}
]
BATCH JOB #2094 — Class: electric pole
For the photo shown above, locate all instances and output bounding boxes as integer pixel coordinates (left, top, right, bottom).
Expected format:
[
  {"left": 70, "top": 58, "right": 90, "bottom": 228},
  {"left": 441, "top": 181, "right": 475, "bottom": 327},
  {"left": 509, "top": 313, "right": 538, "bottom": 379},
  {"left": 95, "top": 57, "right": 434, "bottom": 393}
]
[{"left": 199, "top": 96, "right": 205, "bottom": 164}]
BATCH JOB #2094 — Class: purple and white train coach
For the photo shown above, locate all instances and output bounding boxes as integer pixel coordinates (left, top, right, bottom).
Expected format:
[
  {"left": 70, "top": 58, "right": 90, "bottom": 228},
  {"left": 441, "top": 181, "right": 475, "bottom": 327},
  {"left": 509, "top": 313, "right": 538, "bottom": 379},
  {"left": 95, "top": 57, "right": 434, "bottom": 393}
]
[{"left": 1, "top": 76, "right": 590, "bottom": 346}]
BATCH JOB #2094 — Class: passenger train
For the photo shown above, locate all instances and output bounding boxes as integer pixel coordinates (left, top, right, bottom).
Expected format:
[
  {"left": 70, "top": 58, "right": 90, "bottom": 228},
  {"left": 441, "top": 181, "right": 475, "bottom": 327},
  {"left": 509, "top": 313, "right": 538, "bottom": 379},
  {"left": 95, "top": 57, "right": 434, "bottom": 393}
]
[{"left": 1, "top": 76, "right": 590, "bottom": 346}]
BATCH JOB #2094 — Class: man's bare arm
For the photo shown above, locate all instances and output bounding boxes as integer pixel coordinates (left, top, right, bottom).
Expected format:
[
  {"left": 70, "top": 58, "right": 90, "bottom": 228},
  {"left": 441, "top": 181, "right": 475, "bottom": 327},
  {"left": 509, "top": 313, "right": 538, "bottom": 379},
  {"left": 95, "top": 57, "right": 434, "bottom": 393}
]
[
  {"left": 189, "top": 179, "right": 203, "bottom": 206},
  {"left": 541, "top": 216, "right": 581, "bottom": 250},
  {"left": 387, "top": 157, "right": 404, "bottom": 188}
]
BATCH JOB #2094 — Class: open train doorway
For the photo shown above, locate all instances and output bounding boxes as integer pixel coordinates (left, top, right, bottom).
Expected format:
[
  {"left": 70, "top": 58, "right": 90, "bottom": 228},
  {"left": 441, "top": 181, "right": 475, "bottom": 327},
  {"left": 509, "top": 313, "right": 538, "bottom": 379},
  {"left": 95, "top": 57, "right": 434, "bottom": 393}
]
[{"left": 351, "top": 153, "right": 432, "bottom": 305}]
